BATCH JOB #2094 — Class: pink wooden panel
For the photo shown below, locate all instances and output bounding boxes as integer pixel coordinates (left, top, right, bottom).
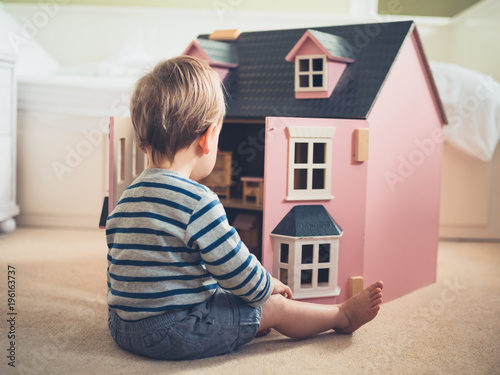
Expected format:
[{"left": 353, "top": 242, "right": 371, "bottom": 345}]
[
  {"left": 108, "top": 117, "right": 147, "bottom": 214},
  {"left": 363, "top": 30, "right": 444, "bottom": 302},
  {"left": 293, "top": 36, "right": 325, "bottom": 56},
  {"left": 263, "top": 116, "right": 368, "bottom": 304},
  {"left": 108, "top": 117, "right": 115, "bottom": 214},
  {"left": 182, "top": 42, "right": 229, "bottom": 81},
  {"left": 210, "top": 66, "right": 229, "bottom": 82},
  {"left": 183, "top": 42, "right": 211, "bottom": 62}
]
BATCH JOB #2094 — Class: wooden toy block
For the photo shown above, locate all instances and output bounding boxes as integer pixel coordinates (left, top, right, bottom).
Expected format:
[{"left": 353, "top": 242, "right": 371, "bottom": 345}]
[
  {"left": 349, "top": 276, "right": 364, "bottom": 297},
  {"left": 354, "top": 128, "right": 369, "bottom": 162},
  {"left": 209, "top": 29, "right": 241, "bottom": 41},
  {"left": 241, "top": 177, "right": 264, "bottom": 205}
]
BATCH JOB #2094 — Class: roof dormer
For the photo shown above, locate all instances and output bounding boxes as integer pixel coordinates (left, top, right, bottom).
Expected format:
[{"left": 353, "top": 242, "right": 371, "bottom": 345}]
[
  {"left": 182, "top": 38, "right": 239, "bottom": 82},
  {"left": 285, "top": 29, "right": 354, "bottom": 99}
]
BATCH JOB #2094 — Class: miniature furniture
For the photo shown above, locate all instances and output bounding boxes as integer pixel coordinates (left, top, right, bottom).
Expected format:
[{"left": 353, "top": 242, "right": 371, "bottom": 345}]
[
  {"left": 200, "top": 151, "right": 232, "bottom": 199},
  {"left": 241, "top": 176, "right": 264, "bottom": 205},
  {"left": 0, "top": 53, "right": 19, "bottom": 233}
]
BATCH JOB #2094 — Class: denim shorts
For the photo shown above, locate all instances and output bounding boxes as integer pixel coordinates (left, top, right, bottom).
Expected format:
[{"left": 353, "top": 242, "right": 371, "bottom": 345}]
[{"left": 108, "top": 288, "right": 262, "bottom": 360}]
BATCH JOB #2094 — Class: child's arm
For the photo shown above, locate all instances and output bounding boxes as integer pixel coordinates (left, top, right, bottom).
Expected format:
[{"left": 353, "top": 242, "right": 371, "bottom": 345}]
[{"left": 185, "top": 194, "right": 273, "bottom": 307}]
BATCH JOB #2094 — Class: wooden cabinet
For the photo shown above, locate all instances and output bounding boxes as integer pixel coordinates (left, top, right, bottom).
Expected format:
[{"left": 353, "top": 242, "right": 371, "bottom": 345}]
[{"left": 0, "top": 53, "right": 19, "bottom": 233}]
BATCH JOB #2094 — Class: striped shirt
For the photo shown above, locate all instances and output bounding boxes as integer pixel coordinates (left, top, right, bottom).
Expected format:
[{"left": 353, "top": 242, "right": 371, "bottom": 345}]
[{"left": 106, "top": 168, "right": 273, "bottom": 321}]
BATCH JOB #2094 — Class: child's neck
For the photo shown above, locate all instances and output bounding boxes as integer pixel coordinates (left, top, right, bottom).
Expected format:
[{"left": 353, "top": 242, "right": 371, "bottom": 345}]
[{"left": 147, "top": 144, "right": 200, "bottom": 180}]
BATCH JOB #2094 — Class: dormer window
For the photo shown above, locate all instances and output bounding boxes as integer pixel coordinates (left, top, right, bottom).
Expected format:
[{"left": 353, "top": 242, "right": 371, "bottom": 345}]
[
  {"left": 285, "top": 29, "right": 355, "bottom": 99},
  {"left": 295, "top": 55, "right": 327, "bottom": 92}
]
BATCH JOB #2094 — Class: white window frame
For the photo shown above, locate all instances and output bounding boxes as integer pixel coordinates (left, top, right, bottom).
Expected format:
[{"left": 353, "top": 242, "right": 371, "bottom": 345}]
[
  {"left": 295, "top": 55, "right": 327, "bottom": 92},
  {"left": 272, "top": 234, "right": 341, "bottom": 300},
  {"left": 286, "top": 126, "right": 336, "bottom": 201}
]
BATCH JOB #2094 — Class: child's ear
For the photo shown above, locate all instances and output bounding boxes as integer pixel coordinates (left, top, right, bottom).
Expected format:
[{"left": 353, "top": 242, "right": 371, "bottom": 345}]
[{"left": 198, "top": 123, "right": 218, "bottom": 155}]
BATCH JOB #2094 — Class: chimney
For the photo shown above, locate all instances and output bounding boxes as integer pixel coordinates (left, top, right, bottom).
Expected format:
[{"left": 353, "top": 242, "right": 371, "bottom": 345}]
[{"left": 209, "top": 29, "right": 241, "bottom": 41}]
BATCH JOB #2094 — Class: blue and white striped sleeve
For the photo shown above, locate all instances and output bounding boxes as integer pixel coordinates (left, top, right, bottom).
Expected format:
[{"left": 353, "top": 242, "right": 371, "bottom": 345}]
[{"left": 184, "top": 192, "right": 273, "bottom": 307}]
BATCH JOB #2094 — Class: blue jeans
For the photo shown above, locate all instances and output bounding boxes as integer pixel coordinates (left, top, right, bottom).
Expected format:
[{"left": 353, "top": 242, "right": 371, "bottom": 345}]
[{"left": 108, "top": 288, "right": 262, "bottom": 360}]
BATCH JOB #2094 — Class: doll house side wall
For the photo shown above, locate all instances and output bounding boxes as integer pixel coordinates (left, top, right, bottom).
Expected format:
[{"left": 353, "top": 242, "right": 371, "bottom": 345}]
[
  {"left": 363, "top": 30, "right": 444, "bottom": 302},
  {"left": 262, "top": 116, "right": 369, "bottom": 304}
]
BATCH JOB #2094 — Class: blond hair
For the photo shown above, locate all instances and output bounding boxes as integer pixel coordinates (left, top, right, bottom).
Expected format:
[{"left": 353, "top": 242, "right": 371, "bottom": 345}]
[{"left": 130, "top": 55, "right": 226, "bottom": 164}]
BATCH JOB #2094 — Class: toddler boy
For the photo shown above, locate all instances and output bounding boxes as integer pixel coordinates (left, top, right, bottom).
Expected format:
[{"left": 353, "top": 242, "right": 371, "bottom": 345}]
[{"left": 106, "top": 56, "right": 383, "bottom": 360}]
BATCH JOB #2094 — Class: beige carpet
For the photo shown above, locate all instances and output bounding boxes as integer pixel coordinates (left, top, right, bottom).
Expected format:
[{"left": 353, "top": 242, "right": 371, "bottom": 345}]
[{"left": 0, "top": 227, "right": 499, "bottom": 375}]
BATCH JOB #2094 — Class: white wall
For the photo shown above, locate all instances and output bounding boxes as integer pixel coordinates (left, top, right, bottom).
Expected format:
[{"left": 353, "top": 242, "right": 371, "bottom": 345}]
[
  {"left": 4, "top": 1, "right": 498, "bottom": 80},
  {"left": 1, "top": 4, "right": 348, "bottom": 65},
  {"left": 452, "top": 0, "right": 500, "bottom": 81},
  {"left": 3, "top": 3, "right": 455, "bottom": 66}
]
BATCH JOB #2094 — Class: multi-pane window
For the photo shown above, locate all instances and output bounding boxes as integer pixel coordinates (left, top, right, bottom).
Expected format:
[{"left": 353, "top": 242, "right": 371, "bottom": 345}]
[
  {"left": 299, "top": 243, "right": 333, "bottom": 289},
  {"left": 287, "top": 126, "right": 336, "bottom": 201},
  {"left": 278, "top": 242, "right": 291, "bottom": 285},
  {"left": 274, "top": 238, "right": 340, "bottom": 299},
  {"left": 293, "top": 141, "right": 327, "bottom": 191},
  {"left": 295, "top": 55, "right": 327, "bottom": 92}
]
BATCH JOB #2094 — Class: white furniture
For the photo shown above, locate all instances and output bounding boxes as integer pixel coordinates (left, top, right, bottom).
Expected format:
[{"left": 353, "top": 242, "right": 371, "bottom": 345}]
[
  {"left": 433, "top": 0, "right": 500, "bottom": 241},
  {"left": 0, "top": 53, "right": 19, "bottom": 233},
  {"left": 439, "top": 143, "right": 500, "bottom": 241},
  {"left": 15, "top": 75, "right": 135, "bottom": 228}
]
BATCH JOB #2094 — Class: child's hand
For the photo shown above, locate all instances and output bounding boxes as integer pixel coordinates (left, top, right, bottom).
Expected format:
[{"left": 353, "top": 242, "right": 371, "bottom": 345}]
[{"left": 272, "top": 278, "right": 293, "bottom": 299}]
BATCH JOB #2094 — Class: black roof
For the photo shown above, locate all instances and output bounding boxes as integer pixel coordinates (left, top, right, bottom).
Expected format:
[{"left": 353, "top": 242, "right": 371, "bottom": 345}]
[
  {"left": 305, "top": 29, "right": 355, "bottom": 61},
  {"left": 196, "top": 39, "right": 239, "bottom": 66},
  {"left": 271, "top": 205, "right": 343, "bottom": 238},
  {"left": 197, "top": 21, "right": 415, "bottom": 120}
]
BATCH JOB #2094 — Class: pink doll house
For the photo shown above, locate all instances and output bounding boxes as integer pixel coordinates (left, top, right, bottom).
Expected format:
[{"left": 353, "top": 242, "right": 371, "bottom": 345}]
[{"left": 181, "top": 21, "right": 447, "bottom": 304}]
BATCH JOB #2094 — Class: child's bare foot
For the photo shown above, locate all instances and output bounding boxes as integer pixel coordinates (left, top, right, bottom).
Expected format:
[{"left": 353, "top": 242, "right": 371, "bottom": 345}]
[{"left": 334, "top": 281, "right": 384, "bottom": 334}]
